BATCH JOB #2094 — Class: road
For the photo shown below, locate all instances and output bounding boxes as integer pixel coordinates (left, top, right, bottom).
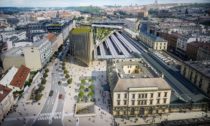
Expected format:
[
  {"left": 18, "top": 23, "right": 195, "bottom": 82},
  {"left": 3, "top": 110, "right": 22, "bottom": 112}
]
[
  {"left": 121, "top": 32, "right": 208, "bottom": 103},
  {"left": 32, "top": 41, "right": 70, "bottom": 126}
]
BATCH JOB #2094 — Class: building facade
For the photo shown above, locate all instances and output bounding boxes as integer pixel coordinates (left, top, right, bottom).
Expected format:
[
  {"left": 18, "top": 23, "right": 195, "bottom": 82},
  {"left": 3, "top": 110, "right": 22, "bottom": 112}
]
[
  {"left": 180, "top": 61, "right": 210, "bottom": 96},
  {"left": 69, "top": 27, "right": 93, "bottom": 66},
  {"left": 0, "top": 84, "right": 14, "bottom": 124},
  {"left": 23, "top": 39, "right": 52, "bottom": 71},
  {"left": 1, "top": 47, "right": 25, "bottom": 71},
  {"left": 107, "top": 58, "right": 171, "bottom": 117}
]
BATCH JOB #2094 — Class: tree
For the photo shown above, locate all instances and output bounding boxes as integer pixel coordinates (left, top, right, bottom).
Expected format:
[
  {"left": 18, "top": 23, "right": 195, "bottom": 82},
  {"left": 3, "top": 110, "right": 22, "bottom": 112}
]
[
  {"left": 89, "top": 85, "right": 94, "bottom": 91},
  {"left": 88, "top": 91, "right": 94, "bottom": 98},
  {"left": 41, "top": 78, "right": 46, "bottom": 85},
  {"left": 78, "top": 91, "right": 84, "bottom": 100},
  {"left": 43, "top": 73, "right": 48, "bottom": 78},
  {"left": 67, "top": 78, "right": 72, "bottom": 84},
  {"left": 64, "top": 70, "right": 68, "bottom": 74},
  {"left": 65, "top": 74, "right": 70, "bottom": 79},
  {"left": 80, "top": 85, "right": 85, "bottom": 90},
  {"left": 81, "top": 79, "right": 86, "bottom": 84},
  {"left": 45, "top": 68, "right": 49, "bottom": 73}
]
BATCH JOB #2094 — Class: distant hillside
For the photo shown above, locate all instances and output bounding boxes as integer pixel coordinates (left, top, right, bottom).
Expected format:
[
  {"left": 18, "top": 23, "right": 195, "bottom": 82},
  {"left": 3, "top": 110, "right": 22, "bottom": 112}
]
[{"left": 66, "top": 6, "right": 105, "bottom": 15}]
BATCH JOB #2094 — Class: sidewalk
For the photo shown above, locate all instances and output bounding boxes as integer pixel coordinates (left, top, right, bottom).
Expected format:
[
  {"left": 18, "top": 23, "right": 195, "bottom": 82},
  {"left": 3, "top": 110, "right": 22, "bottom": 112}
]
[
  {"left": 4, "top": 63, "right": 54, "bottom": 125},
  {"left": 115, "top": 111, "right": 210, "bottom": 126}
]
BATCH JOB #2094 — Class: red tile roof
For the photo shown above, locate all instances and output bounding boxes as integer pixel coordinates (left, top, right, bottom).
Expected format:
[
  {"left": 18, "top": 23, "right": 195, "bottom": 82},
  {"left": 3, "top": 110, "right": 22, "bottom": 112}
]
[
  {"left": 0, "top": 84, "right": 12, "bottom": 102},
  {"left": 10, "top": 65, "right": 30, "bottom": 89},
  {"left": 47, "top": 33, "right": 57, "bottom": 42}
]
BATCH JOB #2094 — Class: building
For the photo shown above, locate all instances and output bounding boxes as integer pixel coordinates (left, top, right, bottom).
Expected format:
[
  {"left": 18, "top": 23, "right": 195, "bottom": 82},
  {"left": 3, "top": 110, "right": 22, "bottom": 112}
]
[
  {"left": 180, "top": 61, "right": 210, "bottom": 96},
  {"left": 159, "top": 32, "right": 181, "bottom": 51},
  {"left": 0, "top": 66, "right": 18, "bottom": 87},
  {"left": 139, "top": 23, "right": 167, "bottom": 50},
  {"left": 176, "top": 34, "right": 210, "bottom": 56},
  {"left": 197, "top": 46, "right": 210, "bottom": 61},
  {"left": 0, "top": 84, "right": 14, "bottom": 123},
  {"left": 107, "top": 58, "right": 171, "bottom": 117},
  {"left": 1, "top": 47, "right": 25, "bottom": 71},
  {"left": 23, "top": 39, "right": 52, "bottom": 71},
  {"left": 69, "top": 27, "right": 93, "bottom": 66},
  {"left": 186, "top": 42, "right": 210, "bottom": 60},
  {"left": 9, "top": 65, "right": 30, "bottom": 92}
]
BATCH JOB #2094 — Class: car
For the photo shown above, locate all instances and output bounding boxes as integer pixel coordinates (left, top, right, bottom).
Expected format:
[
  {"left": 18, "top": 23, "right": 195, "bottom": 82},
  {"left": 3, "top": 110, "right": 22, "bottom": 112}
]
[
  {"left": 49, "top": 90, "right": 54, "bottom": 97},
  {"left": 59, "top": 94, "right": 64, "bottom": 99}
]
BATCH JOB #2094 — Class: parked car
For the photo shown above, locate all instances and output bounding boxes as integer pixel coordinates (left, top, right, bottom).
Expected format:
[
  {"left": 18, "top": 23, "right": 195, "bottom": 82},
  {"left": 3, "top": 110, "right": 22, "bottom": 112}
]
[
  {"left": 59, "top": 94, "right": 64, "bottom": 99},
  {"left": 49, "top": 90, "right": 54, "bottom": 97}
]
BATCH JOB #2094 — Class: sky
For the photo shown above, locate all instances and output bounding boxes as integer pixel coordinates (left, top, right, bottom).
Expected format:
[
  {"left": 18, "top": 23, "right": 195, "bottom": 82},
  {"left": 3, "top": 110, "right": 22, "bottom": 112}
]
[{"left": 0, "top": 0, "right": 209, "bottom": 7}]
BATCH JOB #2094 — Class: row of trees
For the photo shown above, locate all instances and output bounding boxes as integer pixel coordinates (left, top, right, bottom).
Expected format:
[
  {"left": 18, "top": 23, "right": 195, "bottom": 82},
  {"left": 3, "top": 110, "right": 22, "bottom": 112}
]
[
  {"left": 62, "top": 62, "right": 72, "bottom": 85},
  {"left": 31, "top": 68, "right": 49, "bottom": 101}
]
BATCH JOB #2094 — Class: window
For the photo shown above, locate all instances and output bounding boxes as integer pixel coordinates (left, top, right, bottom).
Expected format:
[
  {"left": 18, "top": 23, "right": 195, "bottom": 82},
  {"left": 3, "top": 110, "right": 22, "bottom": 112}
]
[
  {"left": 151, "top": 93, "right": 153, "bottom": 98},
  {"left": 138, "top": 94, "right": 141, "bottom": 98},
  {"left": 150, "top": 100, "right": 153, "bottom": 105},
  {"left": 157, "top": 99, "right": 160, "bottom": 104},
  {"left": 145, "top": 94, "right": 147, "bottom": 98},
  {"left": 138, "top": 100, "right": 141, "bottom": 105},
  {"left": 124, "top": 94, "right": 127, "bottom": 98},
  {"left": 132, "top": 94, "right": 135, "bottom": 99},
  {"left": 142, "top": 94, "right": 144, "bottom": 98},
  {"left": 143, "top": 100, "right": 147, "bottom": 105},
  {"left": 117, "top": 94, "right": 120, "bottom": 99},
  {"left": 132, "top": 100, "right": 135, "bottom": 105},
  {"left": 163, "top": 99, "right": 167, "bottom": 104},
  {"left": 164, "top": 92, "right": 167, "bottom": 97},
  {"left": 158, "top": 92, "right": 161, "bottom": 97},
  {"left": 117, "top": 100, "right": 120, "bottom": 105},
  {"left": 124, "top": 100, "right": 127, "bottom": 105}
]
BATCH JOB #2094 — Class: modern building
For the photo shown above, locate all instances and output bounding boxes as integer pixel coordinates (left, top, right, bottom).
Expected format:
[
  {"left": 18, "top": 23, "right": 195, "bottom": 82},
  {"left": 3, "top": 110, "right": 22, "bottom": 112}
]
[
  {"left": 1, "top": 47, "right": 25, "bottom": 71},
  {"left": 69, "top": 27, "right": 93, "bottom": 66},
  {"left": 23, "top": 39, "right": 52, "bottom": 71},
  {"left": 180, "top": 61, "right": 210, "bottom": 96},
  {"left": 139, "top": 23, "right": 167, "bottom": 50},
  {"left": 0, "top": 84, "right": 14, "bottom": 123},
  {"left": 107, "top": 58, "right": 171, "bottom": 117}
]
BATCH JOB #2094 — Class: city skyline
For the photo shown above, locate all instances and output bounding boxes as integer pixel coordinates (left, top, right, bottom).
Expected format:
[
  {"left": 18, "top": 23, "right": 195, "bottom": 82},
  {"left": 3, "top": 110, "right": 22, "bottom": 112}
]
[{"left": 0, "top": 0, "right": 210, "bottom": 7}]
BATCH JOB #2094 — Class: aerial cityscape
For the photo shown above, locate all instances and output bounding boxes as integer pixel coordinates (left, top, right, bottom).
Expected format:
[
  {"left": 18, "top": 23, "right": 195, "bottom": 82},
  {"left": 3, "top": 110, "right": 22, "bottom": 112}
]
[{"left": 0, "top": 0, "right": 210, "bottom": 126}]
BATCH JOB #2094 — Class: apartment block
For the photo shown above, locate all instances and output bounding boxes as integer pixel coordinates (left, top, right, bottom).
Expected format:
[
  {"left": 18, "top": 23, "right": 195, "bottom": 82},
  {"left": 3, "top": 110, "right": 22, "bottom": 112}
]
[{"left": 23, "top": 39, "right": 52, "bottom": 71}]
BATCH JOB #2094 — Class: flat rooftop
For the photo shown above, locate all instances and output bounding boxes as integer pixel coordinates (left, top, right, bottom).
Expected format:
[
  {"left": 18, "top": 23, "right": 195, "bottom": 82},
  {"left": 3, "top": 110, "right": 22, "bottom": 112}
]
[
  {"left": 114, "top": 58, "right": 158, "bottom": 79},
  {"left": 114, "top": 78, "right": 171, "bottom": 92},
  {"left": 71, "top": 27, "right": 91, "bottom": 34},
  {"left": 185, "top": 60, "right": 210, "bottom": 78}
]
